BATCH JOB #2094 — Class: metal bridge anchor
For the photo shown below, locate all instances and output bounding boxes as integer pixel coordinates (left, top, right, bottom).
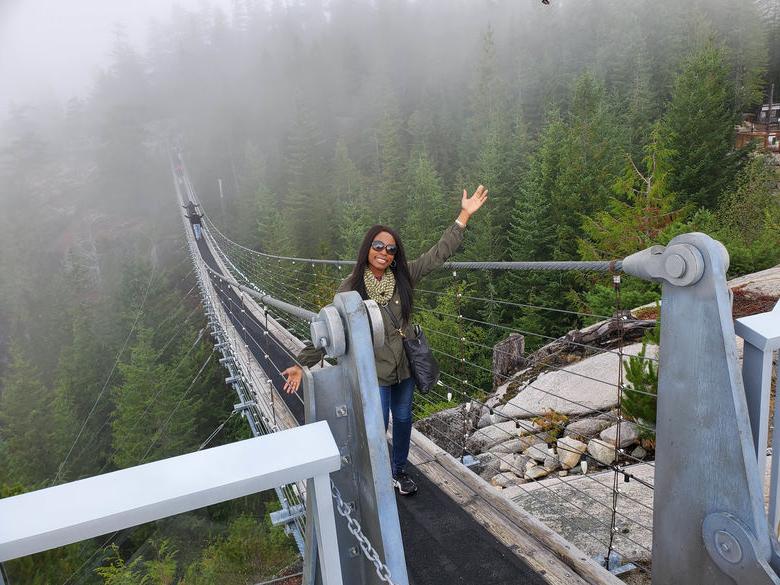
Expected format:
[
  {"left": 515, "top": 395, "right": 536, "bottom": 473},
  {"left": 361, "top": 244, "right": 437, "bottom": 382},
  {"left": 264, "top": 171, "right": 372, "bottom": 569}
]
[
  {"left": 623, "top": 233, "right": 780, "bottom": 584},
  {"left": 301, "top": 292, "right": 408, "bottom": 585}
]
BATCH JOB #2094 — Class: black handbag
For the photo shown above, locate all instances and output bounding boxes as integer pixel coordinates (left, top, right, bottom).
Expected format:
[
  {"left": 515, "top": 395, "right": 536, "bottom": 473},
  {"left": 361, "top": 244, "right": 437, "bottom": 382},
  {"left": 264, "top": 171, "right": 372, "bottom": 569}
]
[{"left": 381, "top": 305, "right": 440, "bottom": 393}]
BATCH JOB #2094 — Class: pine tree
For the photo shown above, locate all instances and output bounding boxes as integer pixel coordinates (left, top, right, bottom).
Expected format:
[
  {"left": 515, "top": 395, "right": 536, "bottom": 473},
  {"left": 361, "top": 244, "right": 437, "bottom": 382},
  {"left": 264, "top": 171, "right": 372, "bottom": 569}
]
[
  {"left": 405, "top": 149, "right": 449, "bottom": 256},
  {"left": 579, "top": 130, "right": 684, "bottom": 260},
  {"left": 0, "top": 345, "right": 60, "bottom": 486},
  {"left": 374, "top": 101, "right": 408, "bottom": 228},
  {"left": 111, "top": 328, "right": 200, "bottom": 468},
  {"left": 285, "top": 105, "right": 333, "bottom": 257},
  {"left": 656, "top": 44, "right": 742, "bottom": 210}
]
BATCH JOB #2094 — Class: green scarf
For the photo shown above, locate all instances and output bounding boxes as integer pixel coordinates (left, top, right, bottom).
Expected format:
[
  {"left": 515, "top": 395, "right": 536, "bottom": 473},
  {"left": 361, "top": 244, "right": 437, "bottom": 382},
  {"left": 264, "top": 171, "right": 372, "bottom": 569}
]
[{"left": 363, "top": 267, "right": 395, "bottom": 305}]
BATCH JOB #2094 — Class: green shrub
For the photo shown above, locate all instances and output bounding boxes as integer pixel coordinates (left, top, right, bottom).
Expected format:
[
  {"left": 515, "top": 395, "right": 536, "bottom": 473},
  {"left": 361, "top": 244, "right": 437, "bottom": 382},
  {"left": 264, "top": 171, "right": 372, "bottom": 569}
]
[{"left": 622, "top": 319, "right": 659, "bottom": 438}]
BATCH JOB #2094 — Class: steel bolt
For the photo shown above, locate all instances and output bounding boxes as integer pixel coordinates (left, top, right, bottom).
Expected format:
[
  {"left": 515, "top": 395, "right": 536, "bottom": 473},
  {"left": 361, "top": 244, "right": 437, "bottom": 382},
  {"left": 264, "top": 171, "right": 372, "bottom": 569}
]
[
  {"left": 714, "top": 530, "right": 742, "bottom": 564},
  {"left": 665, "top": 253, "right": 686, "bottom": 279}
]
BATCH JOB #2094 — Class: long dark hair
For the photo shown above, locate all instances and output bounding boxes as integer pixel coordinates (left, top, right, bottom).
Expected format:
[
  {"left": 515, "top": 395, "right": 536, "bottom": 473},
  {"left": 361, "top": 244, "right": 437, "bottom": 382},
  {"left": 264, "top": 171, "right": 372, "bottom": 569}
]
[{"left": 346, "top": 224, "right": 413, "bottom": 323}]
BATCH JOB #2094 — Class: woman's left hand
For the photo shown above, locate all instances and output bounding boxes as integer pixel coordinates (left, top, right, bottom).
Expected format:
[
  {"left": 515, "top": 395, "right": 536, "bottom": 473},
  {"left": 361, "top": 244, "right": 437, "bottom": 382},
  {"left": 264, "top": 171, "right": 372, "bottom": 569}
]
[{"left": 461, "top": 184, "right": 488, "bottom": 217}]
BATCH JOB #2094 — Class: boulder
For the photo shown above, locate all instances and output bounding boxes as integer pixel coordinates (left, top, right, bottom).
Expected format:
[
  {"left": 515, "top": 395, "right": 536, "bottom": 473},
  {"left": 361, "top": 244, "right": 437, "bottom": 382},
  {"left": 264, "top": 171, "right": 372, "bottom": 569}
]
[
  {"left": 523, "top": 442, "right": 549, "bottom": 463},
  {"left": 496, "top": 343, "right": 654, "bottom": 417},
  {"left": 563, "top": 417, "right": 613, "bottom": 440},
  {"left": 543, "top": 454, "right": 561, "bottom": 472},
  {"left": 476, "top": 412, "right": 494, "bottom": 429},
  {"left": 587, "top": 439, "right": 617, "bottom": 466},
  {"left": 631, "top": 445, "right": 648, "bottom": 460},
  {"left": 490, "top": 472, "right": 525, "bottom": 488},
  {"left": 414, "top": 405, "right": 466, "bottom": 458},
  {"left": 488, "top": 433, "right": 545, "bottom": 455},
  {"left": 465, "top": 419, "right": 541, "bottom": 453},
  {"left": 474, "top": 452, "right": 500, "bottom": 480},
  {"left": 499, "top": 454, "right": 530, "bottom": 475},
  {"left": 524, "top": 465, "right": 550, "bottom": 481},
  {"left": 557, "top": 436, "right": 588, "bottom": 469},
  {"left": 599, "top": 421, "right": 640, "bottom": 449}
]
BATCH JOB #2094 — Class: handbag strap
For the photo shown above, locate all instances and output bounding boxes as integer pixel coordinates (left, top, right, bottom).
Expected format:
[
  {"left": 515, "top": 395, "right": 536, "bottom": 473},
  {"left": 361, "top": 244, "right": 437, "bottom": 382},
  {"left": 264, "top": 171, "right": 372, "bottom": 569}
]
[{"left": 379, "top": 303, "right": 406, "bottom": 338}]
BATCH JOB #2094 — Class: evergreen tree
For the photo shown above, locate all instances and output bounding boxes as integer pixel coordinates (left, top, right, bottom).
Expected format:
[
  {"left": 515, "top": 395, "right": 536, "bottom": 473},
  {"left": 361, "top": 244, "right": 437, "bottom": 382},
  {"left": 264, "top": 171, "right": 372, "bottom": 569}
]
[
  {"left": 0, "top": 345, "right": 60, "bottom": 486},
  {"left": 656, "top": 44, "right": 742, "bottom": 210},
  {"left": 404, "top": 149, "right": 449, "bottom": 255},
  {"left": 284, "top": 105, "right": 332, "bottom": 257},
  {"left": 111, "top": 328, "right": 200, "bottom": 468},
  {"left": 374, "top": 100, "right": 408, "bottom": 228},
  {"left": 51, "top": 311, "right": 114, "bottom": 480},
  {"left": 579, "top": 131, "right": 683, "bottom": 260}
]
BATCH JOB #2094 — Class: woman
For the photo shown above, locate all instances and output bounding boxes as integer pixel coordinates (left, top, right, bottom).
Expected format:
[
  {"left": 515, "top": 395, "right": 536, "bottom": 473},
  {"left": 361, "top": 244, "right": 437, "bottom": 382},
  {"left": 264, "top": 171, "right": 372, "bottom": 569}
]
[{"left": 282, "top": 185, "right": 488, "bottom": 495}]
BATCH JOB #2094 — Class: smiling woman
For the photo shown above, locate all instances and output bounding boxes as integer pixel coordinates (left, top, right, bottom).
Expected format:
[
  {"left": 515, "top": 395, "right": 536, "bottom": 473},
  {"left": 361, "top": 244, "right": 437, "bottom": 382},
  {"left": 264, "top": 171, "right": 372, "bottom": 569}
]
[{"left": 282, "top": 185, "right": 488, "bottom": 496}]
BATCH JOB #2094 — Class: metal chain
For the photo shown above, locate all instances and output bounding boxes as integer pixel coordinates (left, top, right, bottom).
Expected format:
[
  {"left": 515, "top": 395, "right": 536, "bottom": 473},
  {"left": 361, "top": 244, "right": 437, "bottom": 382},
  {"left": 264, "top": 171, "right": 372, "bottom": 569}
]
[{"left": 330, "top": 483, "right": 397, "bottom": 585}]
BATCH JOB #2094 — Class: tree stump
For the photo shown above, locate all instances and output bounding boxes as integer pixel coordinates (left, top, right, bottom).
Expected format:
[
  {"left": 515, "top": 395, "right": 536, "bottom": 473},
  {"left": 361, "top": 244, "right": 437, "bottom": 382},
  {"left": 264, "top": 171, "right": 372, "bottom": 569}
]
[{"left": 493, "top": 333, "right": 525, "bottom": 389}]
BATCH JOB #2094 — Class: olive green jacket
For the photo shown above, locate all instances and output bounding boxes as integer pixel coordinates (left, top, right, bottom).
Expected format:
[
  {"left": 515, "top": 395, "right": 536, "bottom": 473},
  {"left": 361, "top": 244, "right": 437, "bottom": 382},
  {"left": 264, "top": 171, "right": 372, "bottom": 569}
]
[{"left": 297, "top": 222, "right": 465, "bottom": 386}]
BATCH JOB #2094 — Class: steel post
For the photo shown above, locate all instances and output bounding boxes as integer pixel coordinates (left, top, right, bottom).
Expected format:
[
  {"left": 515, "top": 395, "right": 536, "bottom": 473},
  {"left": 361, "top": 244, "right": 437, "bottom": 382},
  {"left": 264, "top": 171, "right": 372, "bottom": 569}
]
[
  {"left": 302, "top": 292, "right": 408, "bottom": 585},
  {"left": 623, "top": 233, "right": 779, "bottom": 584}
]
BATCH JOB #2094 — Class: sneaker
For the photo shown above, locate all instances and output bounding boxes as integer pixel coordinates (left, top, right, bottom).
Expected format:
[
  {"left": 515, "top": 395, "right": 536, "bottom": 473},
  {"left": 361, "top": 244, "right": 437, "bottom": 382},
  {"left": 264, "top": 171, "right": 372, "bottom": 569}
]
[{"left": 392, "top": 471, "right": 418, "bottom": 496}]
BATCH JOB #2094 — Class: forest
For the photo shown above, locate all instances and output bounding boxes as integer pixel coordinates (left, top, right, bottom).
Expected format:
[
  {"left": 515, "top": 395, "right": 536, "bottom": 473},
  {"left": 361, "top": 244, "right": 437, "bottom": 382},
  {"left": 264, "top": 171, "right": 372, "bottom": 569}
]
[{"left": 1, "top": 0, "right": 779, "bottom": 582}]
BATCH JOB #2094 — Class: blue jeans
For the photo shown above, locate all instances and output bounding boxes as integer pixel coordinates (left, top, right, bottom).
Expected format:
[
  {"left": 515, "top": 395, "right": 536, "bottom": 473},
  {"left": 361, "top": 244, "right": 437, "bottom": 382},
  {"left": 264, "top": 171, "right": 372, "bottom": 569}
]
[{"left": 379, "top": 377, "right": 414, "bottom": 476}]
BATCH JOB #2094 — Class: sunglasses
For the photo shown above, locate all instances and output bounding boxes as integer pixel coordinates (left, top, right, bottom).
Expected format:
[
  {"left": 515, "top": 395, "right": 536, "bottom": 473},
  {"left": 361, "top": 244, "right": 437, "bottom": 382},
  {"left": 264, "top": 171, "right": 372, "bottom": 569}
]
[{"left": 371, "top": 240, "right": 398, "bottom": 255}]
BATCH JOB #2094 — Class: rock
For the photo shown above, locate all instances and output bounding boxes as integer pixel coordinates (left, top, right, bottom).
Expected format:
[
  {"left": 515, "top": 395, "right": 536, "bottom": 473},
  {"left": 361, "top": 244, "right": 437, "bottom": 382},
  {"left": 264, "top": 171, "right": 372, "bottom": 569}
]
[
  {"left": 496, "top": 343, "right": 655, "bottom": 417},
  {"left": 499, "top": 454, "right": 530, "bottom": 475},
  {"left": 599, "top": 421, "right": 640, "bottom": 449},
  {"left": 587, "top": 439, "right": 617, "bottom": 466},
  {"left": 558, "top": 470, "right": 569, "bottom": 477},
  {"left": 563, "top": 417, "right": 613, "bottom": 440},
  {"left": 523, "top": 442, "right": 549, "bottom": 463},
  {"left": 474, "top": 452, "right": 500, "bottom": 480},
  {"left": 631, "top": 445, "right": 647, "bottom": 460},
  {"left": 488, "top": 433, "right": 544, "bottom": 454},
  {"left": 490, "top": 472, "right": 525, "bottom": 488},
  {"left": 477, "top": 412, "right": 493, "bottom": 429},
  {"left": 414, "top": 405, "right": 466, "bottom": 458},
  {"left": 728, "top": 265, "right": 780, "bottom": 298},
  {"left": 557, "top": 436, "right": 588, "bottom": 469},
  {"left": 465, "top": 419, "right": 541, "bottom": 453},
  {"left": 524, "top": 465, "right": 550, "bottom": 481},
  {"left": 543, "top": 454, "right": 561, "bottom": 472}
]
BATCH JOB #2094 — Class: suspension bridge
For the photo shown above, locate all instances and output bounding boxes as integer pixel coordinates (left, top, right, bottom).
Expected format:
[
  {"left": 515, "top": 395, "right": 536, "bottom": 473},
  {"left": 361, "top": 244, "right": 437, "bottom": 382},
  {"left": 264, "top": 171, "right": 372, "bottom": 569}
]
[{"left": 1, "top": 151, "right": 778, "bottom": 585}]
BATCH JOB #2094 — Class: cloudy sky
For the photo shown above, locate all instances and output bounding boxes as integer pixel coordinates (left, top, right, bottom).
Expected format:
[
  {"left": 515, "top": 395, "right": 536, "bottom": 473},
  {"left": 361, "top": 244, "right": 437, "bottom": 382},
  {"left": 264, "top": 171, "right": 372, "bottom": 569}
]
[{"left": 0, "top": 0, "right": 233, "bottom": 116}]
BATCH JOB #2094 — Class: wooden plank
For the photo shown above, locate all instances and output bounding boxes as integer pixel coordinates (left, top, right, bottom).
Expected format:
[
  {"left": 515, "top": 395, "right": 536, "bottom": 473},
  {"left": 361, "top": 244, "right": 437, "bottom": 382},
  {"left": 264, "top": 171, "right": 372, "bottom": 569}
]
[{"left": 410, "top": 428, "right": 625, "bottom": 585}]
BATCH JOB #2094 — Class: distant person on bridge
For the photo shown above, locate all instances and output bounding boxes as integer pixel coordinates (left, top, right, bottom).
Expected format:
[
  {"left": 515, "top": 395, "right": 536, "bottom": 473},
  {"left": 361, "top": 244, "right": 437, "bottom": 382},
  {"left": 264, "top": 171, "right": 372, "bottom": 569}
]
[
  {"left": 282, "top": 185, "right": 489, "bottom": 496},
  {"left": 183, "top": 201, "right": 203, "bottom": 240}
]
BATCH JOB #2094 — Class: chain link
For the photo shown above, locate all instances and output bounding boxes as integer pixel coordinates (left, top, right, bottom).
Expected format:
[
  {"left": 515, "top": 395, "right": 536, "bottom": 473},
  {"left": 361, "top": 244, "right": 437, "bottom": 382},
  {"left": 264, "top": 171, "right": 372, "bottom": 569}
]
[{"left": 331, "top": 483, "right": 397, "bottom": 585}]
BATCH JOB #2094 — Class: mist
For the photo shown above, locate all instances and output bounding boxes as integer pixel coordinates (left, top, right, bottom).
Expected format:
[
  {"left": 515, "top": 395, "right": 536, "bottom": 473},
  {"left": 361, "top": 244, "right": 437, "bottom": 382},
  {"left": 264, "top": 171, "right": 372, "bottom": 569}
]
[{"left": 1, "top": 1, "right": 779, "bottom": 581}]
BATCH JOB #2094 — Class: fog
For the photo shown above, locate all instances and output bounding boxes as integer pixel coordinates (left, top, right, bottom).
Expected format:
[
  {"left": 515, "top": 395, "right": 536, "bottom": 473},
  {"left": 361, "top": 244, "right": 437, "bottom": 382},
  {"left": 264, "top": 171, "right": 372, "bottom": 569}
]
[
  {"left": 0, "top": 0, "right": 233, "bottom": 115},
  {"left": 0, "top": 2, "right": 779, "bottom": 580}
]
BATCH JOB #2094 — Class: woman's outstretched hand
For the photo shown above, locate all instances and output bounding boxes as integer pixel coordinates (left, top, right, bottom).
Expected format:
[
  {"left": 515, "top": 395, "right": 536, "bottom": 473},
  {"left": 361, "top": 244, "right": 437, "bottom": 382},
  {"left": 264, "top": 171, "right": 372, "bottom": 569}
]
[
  {"left": 282, "top": 365, "right": 303, "bottom": 394},
  {"left": 459, "top": 185, "right": 488, "bottom": 225}
]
